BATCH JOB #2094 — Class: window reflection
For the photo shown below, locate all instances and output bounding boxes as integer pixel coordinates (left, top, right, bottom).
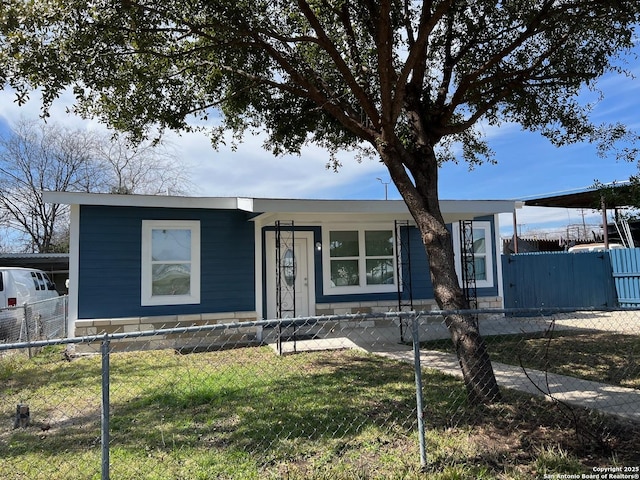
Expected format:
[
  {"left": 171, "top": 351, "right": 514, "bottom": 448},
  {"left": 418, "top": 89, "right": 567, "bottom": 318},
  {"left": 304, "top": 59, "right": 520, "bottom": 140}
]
[
  {"left": 152, "top": 229, "right": 191, "bottom": 261},
  {"left": 152, "top": 264, "right": 191, "bottom": 295},
  {"left": 328, "top": 229, "right": 395, "bottom": 288},
  {"left": 151, "top": 228, "right": 192, "bottom": 296},
  {"left": 283, "top": 249, "right": 296, "bottom": 287}
]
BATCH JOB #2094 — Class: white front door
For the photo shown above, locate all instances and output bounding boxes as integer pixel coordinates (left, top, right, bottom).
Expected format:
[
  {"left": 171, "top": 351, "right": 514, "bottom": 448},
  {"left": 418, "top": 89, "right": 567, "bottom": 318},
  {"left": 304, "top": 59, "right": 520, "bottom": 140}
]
[{"left": 265, "top": 232, "right": 314, "bottom": 319}]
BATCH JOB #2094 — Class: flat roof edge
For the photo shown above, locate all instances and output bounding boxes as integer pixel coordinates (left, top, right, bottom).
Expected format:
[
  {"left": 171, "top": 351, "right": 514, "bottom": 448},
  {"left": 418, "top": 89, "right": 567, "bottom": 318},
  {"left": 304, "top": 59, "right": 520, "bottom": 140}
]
[
  {"left": 43, "top": 191, "right": 255, "bottom": 211},
  {"left": 42, "top": 192, "right": 518, "bottom": 215}
]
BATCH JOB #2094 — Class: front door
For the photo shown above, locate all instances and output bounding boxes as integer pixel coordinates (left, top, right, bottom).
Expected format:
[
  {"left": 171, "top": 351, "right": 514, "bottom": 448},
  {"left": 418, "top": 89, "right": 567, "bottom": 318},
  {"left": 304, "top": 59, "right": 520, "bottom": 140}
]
[{"left": 265, "top": 232, "right": 314, "bottom": 319}]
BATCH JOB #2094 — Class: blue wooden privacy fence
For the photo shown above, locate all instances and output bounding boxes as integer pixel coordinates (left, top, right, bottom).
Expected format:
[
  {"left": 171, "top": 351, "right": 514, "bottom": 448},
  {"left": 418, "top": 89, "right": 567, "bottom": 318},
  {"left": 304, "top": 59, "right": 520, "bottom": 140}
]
[
  {"left": 609, "top": 248, "right": 640, "bottom": 307},
  {"left": 501, "top": 251, "right": 618, "bottom": 309}
]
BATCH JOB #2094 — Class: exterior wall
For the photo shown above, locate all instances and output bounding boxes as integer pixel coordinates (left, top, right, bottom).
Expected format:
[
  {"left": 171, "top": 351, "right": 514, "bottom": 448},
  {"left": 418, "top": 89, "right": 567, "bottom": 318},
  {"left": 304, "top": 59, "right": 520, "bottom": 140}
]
[
  {"left": 77, "top": 205, "right": 256, "bottom": 320},
  {"left": 73, "top": 205, "right": 503, "bottom": 349},
  {"left": 262, "top": 218, "right": 502, "bottom": 316},
  {"left": 315, "top": 222, "right": 500, "bottom": 305}
]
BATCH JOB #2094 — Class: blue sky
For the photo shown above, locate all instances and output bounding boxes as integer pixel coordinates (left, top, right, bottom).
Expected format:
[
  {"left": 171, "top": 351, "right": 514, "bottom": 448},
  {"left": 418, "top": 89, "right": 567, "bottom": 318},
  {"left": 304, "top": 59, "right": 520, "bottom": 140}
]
[{"left": 0, "top": 50, "right": 638, "bottom": 238}]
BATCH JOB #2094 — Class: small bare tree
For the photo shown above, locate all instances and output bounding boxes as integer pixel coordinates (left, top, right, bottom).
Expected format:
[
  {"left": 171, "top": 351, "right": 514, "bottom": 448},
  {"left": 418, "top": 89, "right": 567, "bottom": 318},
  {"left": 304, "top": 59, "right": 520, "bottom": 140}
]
[
  {"left": 95, "top": 133, "right": 193, "bottom": 196},
  {"left": 0, "top": 119, "right": 102, "bottom": 252},
  {"left": 0, "top": 119, "right": 194, "bottom": 252}
]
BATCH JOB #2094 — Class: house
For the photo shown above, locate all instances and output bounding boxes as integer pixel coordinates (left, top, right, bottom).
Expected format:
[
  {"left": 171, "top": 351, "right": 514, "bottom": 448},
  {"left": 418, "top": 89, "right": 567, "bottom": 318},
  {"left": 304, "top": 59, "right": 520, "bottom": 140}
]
[{"left": 43, "top": 192, "right": 518, "bottom": 347}]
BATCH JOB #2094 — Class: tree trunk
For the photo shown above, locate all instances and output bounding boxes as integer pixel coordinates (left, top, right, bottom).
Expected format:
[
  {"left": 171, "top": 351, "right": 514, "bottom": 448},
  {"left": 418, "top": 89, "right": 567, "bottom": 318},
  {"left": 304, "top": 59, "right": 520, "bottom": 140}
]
[
  {"left": 381, "top": 144, "right": 502, "bottom": 404},
  {"left": 419, "top": 225, "right": 502, "bottom": 405}
]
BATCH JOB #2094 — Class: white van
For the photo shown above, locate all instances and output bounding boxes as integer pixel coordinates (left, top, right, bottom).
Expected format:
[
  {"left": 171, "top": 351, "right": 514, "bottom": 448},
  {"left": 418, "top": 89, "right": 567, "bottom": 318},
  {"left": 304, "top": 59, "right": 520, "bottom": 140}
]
[
  {"left": 0, "top": 268, "right": 59, "bottom": 341},
  {"left": 0, "top": 267, "right": 59, "bottom": 307},
  {"left": 568, "top": 243, "right": 625, "bottom": 253}
]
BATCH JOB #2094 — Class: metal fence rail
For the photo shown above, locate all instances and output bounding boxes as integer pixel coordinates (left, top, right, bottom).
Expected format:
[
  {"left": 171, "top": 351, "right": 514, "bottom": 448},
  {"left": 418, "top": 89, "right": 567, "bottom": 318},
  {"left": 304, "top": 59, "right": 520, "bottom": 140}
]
[{"left": 1, "top": 308, "right": 640, "bottom": 479}]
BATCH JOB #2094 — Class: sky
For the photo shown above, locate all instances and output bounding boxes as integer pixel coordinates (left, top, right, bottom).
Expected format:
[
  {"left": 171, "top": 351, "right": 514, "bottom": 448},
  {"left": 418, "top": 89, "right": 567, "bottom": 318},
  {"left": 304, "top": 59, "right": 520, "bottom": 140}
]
[{"left": 0, "top": 51, "right": 639, "bottom": 239}]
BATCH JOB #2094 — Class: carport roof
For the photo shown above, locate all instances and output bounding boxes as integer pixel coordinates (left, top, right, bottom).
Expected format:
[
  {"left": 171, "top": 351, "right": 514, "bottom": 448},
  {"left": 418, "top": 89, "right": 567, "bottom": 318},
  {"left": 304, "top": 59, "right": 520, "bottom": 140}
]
[
  {"left": 0, "top": 253, "right": 69, "bottom": 273},
  {"left": 523, "top": 183, "right": 635, "bottom": 209}
]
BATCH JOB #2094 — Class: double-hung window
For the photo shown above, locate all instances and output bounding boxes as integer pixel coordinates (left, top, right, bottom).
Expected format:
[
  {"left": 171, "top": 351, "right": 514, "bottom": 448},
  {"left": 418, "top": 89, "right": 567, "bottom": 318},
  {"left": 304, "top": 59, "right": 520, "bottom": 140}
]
[
  {"left": 324, "top": 226, "right": 396, "bottom": 294},
  {"left": 452, "top": 221, "right": 494, "bottom": 289},
  {"left": 141, "top": 220, "right": 200, "bottom": 306}
]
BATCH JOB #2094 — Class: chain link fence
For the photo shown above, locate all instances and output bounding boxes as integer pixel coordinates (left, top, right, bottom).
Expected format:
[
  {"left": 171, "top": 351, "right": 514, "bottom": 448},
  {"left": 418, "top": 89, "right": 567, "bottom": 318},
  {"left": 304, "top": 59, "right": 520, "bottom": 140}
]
[
  {"left": 0, "top": 296, "right": 68, "bottom": 355},
  {"left": 1, "top": 308, "right": 639, "bottom": 479}
]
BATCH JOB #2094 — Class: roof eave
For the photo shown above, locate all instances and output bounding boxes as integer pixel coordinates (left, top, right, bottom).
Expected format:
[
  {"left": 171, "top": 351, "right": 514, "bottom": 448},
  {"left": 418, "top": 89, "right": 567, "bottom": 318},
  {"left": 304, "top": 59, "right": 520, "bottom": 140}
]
[
  {"left": 42, "top": 191, "right": 519, "bottom": 216},
  {"left": 42, "top": 191, "right": 255, "bottom": 211}
]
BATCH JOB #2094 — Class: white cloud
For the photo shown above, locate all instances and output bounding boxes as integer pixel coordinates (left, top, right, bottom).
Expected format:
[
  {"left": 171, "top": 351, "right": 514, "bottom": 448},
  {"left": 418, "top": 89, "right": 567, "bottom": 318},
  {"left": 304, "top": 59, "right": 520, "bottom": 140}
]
[
  {"left": 0, "top": 88, "right": 391, "bottom": 200},
  {"left": 0, "top": 89, "right": 107, "bottom": 133},
  {"left": 170, "top": 128, "right": 388, "bottom": 199}
]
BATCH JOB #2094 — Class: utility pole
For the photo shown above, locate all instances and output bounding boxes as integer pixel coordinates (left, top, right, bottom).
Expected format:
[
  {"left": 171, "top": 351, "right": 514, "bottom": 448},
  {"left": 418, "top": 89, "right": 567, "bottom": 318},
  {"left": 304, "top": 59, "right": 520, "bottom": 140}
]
[{"left": 376, "top": 177, "right": 390, "bottom": 200}]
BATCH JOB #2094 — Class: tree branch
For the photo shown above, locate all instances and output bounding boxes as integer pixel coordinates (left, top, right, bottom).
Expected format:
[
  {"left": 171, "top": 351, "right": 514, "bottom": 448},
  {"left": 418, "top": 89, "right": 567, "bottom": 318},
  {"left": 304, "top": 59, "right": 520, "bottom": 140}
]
[
  {"left": 396, "top": 0, "right": 453, "bottom": 123},
  {"left": 296, "top": 0, "right": 380, "bottom": 129}
]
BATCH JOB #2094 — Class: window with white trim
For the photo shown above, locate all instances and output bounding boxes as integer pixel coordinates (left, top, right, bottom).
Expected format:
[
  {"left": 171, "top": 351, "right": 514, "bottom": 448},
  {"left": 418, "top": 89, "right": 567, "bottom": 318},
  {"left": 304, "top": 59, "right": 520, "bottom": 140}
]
[
  {"left": 141, "top": 220, "right": 201, "bottom": 306},
  {"left": 323, "top": 226, "right": 397, "bottom": 294},
  {"left": 452, "top": 221, "right": 494, "bottom": 288}
]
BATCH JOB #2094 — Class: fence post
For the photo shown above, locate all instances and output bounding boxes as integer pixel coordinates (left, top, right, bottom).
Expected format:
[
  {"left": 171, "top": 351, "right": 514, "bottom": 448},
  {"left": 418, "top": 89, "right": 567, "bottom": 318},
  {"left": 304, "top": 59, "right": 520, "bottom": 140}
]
[
  {"left": 64, "top": 296, "right": 69, "bottom": 338},
  {"left": 101, "top": 334, "right": 110, "bottom": 480},
  {"left": 277, "top": 319, "right": 282, "bottom": 356},
  {"left": 24, "top": 304, "right": 32, "bottom": 359},
  {"left": 411, "top": 313, "right": 427, "bottom": 468}
]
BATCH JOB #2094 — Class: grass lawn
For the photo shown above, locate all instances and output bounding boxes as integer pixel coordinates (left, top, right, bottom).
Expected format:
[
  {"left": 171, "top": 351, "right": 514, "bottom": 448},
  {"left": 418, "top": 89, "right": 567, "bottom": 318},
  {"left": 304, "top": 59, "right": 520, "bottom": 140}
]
[
  {"left": 422, "top": 329, "right": 640, "bottom": 389},
  {"left": 1, "top": 345, "right": 639, "bottom": 479}
]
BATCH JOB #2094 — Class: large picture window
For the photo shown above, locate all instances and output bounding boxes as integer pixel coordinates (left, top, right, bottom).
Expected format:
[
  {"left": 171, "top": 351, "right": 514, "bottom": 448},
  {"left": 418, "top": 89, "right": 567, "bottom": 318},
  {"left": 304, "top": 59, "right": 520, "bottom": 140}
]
[
  {"left": 141, "top": 220, "right": 200, "bottom": 306},
  {"left": 324, "top": 226, "right": 396, "bottom": 294}
]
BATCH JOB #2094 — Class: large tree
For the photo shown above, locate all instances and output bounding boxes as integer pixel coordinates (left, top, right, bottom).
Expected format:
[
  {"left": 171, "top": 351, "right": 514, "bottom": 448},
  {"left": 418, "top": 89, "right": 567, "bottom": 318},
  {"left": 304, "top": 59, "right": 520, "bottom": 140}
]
[{"left": 2, "top": 0, "right": 638, "bottom": 403}]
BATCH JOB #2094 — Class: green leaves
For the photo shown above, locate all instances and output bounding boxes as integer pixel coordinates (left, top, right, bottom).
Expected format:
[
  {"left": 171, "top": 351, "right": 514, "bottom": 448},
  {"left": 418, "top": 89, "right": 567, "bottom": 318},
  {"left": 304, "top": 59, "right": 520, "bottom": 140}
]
[{"left": 1, "top": 0, "right": 638, "bottom": 164}]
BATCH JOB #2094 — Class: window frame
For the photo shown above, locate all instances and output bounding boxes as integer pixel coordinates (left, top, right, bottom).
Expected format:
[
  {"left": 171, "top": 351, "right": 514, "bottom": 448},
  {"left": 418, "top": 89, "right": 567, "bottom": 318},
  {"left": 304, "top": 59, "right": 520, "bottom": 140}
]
[
  {"left": 322, "top": 224, "right": 398, "bottom": 295},
  {"left": 141, "top": 220, "right": 201, "bottom": 306},
  {"left": 451, "top": 220, "right": 494, "bottom": 289}
]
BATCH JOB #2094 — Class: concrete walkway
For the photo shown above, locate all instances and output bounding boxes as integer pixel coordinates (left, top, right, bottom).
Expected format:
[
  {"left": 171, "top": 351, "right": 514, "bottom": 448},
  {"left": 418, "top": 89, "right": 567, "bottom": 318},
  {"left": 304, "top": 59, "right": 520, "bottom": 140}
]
[
  {"left": 271, "top": 322, "right": 640, "bottom": 422},
  {"left": 376, "top": 348, "right": 640, "bottom": 422}
]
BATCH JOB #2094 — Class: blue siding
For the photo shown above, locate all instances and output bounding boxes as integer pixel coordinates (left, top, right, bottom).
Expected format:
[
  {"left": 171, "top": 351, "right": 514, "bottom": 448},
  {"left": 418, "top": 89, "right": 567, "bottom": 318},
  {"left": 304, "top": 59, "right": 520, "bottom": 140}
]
[
  {"left": 403, "top": 225, "right": 433, "bottom": 301},
  {"left": 400, "top": 222, "right": 499, "bottom": 302},
  {"left": 78, "top": 205, "right": 255, "bottom": 319}
]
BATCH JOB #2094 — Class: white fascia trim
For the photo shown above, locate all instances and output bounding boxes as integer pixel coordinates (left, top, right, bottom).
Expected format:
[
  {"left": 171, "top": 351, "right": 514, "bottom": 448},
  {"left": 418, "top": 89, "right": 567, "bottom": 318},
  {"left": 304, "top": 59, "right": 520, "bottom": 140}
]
[
  {"left": 250, "top": 199, "right": 519, "bottom": 218},
  {"left": 43, "top": 191, "right": 255, "bottom": 211},
  {"left": 43, "top": 191, "right": 519, "bottom": 217},
  {"left": 67, "top": 204, "right": 80, "bottom": 336},
  {"left": 252, "top": 198, "right": 411, "bottom": 214},
  {"left": 440, "top": 200, "right": 520, "bottom": 217},
  {"left": 253, "top": 222, "right": 264, "bottom": 319}
]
